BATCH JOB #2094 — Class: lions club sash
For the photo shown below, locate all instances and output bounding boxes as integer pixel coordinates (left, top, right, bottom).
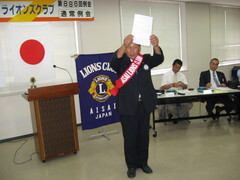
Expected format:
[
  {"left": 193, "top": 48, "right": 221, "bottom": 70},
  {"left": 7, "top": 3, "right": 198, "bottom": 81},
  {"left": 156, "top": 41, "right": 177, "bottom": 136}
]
[{"left": 110, "top": 54, "right": 143, "bottom": 96}]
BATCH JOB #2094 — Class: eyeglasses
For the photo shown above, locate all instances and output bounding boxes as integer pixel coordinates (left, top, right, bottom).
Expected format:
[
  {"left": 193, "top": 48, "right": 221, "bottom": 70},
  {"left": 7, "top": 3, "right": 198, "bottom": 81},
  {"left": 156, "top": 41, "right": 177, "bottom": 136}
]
[{"left": 211, "top": 62, "right": 219, "bottom": 66}]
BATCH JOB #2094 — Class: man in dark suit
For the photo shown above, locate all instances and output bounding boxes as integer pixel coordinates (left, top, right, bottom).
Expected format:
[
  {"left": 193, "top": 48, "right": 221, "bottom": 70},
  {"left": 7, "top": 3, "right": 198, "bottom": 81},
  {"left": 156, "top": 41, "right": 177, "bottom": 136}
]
[
  {"left": 199, "top": 58, "right": 234, "bottom": 119},
  {"left": 110, "top": 34, "right": 164, "bottom": 178}
]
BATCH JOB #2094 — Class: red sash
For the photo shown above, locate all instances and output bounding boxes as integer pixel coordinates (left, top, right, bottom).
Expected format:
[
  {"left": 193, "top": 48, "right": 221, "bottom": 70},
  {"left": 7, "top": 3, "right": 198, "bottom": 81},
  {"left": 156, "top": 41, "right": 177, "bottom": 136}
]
[{"left": 109, "top": 54, "right": 143, "bottom": 96}]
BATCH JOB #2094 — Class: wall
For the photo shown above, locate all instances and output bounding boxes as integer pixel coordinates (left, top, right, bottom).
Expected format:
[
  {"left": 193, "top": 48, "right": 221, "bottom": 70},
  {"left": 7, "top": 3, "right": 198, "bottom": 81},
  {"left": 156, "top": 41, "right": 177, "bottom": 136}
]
[
  {"left": 0, "top": 0, "right": 239, "bottom": 141},
  {"left": 77, "top": 0, "right": 121, "bottom": 54},
  {"left": 152, "top": 2, "right": 238, "bottom": 89}
]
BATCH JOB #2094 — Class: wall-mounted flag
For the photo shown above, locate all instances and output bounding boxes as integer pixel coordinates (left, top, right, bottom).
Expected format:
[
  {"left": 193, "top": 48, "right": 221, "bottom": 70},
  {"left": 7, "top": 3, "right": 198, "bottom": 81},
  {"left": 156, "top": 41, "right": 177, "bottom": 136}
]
[{"left": 7, "top": 22, "right": 54, "bottom": 83}]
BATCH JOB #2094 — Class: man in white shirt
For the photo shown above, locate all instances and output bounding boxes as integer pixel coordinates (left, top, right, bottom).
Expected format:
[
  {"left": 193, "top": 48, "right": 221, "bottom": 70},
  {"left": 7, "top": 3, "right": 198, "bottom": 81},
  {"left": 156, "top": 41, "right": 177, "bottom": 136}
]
[{"left": 158, "top": 59, "right": 193, "bottom": 123}]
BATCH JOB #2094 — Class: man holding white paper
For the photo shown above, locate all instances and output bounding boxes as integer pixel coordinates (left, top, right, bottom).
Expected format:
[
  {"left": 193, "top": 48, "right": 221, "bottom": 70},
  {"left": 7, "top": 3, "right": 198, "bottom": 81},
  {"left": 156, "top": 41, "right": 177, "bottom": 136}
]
[{"left": 110, "top": 33, "right": 164, "bottom": 178}]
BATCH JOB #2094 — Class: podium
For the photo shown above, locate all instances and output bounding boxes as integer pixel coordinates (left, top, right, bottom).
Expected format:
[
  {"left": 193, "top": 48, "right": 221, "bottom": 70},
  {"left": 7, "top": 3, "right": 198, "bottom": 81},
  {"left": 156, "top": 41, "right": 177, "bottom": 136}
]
[{"left": 24, "top": 83, "right": 80, "bottom": 162}]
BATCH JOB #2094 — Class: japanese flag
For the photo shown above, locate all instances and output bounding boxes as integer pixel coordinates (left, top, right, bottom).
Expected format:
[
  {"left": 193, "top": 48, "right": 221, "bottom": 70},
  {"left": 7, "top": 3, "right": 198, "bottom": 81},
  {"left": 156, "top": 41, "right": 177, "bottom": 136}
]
[
  {"left": 0, "top": 44, "right": 5, "bottom": 87},
  {"left": 8, "top": 22, "right": 54, "bottom": 83}
]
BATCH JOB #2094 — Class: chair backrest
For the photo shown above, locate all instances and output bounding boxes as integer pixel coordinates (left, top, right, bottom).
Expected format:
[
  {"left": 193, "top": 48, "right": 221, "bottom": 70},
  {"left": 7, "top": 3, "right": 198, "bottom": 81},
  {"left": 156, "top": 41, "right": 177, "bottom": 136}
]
[{"left": 228, "top": 80, "right": 239, "bottom": 89}]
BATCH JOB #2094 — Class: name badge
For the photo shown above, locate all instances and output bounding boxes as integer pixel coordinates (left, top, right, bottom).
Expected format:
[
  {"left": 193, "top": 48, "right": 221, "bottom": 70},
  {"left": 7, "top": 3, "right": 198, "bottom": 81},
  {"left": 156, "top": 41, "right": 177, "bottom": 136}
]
[
  {"left": 203, "top": 89, "right": 212, "bottom": 94},
  {"left": 165, "top": 92, "right": 175, "bottom": 97}
]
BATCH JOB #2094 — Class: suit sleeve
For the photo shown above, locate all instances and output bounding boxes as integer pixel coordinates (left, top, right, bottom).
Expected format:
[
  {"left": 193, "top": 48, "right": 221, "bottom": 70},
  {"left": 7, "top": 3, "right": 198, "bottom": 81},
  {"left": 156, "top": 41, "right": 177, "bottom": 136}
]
[
  {"left": 109, "top": 51, "right": 122, "bottom": 74},
  {"left": 199, "top": 72, "right": 207, "bottom": 87},
  {"left": 145, "top": 48, "right": 164, "bottom": 68},
  {"left": 219, "top": 72, "right": 227, "bottom": 85}
]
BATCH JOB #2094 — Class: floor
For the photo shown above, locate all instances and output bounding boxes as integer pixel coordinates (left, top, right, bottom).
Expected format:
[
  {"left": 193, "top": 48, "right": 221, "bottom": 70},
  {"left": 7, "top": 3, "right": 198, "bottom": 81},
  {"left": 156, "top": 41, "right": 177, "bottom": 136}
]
[{"left": 0, "top": 116, "right": 240, "bottom": 180}]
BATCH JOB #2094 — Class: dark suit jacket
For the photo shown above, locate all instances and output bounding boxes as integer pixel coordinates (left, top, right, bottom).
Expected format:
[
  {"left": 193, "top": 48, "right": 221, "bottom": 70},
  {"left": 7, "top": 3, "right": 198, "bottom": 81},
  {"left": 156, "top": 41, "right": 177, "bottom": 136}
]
[
  {"left": 110, "top": 50, "right": 164, "bottom": 116},
  {"left": 199, "top": 70, "right": 227, "bottom": 87}
]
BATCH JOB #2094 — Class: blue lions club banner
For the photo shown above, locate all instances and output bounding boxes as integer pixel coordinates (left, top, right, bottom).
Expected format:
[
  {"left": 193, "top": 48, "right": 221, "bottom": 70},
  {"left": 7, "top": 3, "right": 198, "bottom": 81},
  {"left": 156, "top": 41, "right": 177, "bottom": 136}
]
[{"left": 75, "top": 53, "right": 120, "bottom": 130}]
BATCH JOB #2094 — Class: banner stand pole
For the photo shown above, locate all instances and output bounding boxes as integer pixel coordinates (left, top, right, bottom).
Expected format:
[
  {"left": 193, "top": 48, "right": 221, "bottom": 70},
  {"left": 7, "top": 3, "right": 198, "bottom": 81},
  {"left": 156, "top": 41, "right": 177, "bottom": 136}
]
[{"left": 89, "top": 126, "right": 119, "bottom": 140}]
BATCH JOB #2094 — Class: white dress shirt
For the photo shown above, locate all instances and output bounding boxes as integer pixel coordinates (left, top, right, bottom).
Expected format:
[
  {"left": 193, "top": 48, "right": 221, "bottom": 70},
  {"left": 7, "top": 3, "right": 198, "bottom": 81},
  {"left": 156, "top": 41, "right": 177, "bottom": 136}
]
[{"left": 161, "top": 70, "right": 188, "bottom": 88}]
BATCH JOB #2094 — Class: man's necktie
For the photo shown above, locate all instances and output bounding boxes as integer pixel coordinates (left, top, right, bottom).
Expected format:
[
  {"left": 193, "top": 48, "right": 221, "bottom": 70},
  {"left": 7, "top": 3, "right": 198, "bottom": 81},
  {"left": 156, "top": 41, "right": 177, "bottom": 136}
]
[
  {"left": 213, "top": 71, "right": 220, "bottom": 87},
  {"left": 173, "top": 73, "right": 177, "bottom": 83}
]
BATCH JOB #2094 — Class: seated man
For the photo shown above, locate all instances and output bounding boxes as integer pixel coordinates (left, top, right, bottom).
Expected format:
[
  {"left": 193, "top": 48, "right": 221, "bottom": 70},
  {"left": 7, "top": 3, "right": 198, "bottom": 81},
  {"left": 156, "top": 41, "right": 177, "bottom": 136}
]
[
  {"left": 199, "top": 58, "right": 234, "bottom": 119},
  {"left": 158, "top": 59, "right": 193, "bottom": 123}
]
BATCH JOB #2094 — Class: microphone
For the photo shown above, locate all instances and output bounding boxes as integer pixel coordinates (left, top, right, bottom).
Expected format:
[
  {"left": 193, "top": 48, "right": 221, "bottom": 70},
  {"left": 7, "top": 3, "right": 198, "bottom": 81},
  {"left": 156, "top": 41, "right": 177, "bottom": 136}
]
[{"left": 53, "top": 65, "right": 73, "bottom": 83}]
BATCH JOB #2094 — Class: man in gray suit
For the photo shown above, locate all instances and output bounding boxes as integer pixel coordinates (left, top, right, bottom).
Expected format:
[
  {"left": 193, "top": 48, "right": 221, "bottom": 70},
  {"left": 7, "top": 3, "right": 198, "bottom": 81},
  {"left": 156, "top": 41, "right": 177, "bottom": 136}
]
[{"left": 110, "top": 34, "right": 164, "bottom": 178}]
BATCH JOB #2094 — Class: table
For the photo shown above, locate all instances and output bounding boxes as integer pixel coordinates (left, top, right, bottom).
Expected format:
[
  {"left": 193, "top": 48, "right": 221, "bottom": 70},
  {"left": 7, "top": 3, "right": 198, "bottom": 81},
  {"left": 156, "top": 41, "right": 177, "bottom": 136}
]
[{"left": 152, "top": 88, "right": 240, "bottom": 137}]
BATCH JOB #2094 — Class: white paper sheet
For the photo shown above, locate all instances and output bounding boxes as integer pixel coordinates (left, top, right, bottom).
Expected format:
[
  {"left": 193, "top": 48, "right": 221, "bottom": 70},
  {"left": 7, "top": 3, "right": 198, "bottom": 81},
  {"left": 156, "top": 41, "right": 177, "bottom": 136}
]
[{"left": 132, "top": 14, "right": 153, "bottom": 46}]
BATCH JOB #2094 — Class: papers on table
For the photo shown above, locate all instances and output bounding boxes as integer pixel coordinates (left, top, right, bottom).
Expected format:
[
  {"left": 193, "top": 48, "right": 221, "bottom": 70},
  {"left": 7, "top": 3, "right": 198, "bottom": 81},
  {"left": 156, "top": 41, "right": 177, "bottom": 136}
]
[
  {"left": 213, "top": 87, "right": 235, "bottom": 93},
  {"left": 132, "top": 14, "right": 153, "bottom": 46},
  {"left": 214, "top": 87, "right": 232, "bottom": 91}
]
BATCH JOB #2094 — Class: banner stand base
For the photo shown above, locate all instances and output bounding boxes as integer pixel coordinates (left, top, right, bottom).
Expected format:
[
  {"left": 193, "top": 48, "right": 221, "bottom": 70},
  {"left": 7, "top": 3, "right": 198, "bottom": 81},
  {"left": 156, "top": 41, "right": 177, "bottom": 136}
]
[{"left": 89, "top": 126, "right": 119, "bottom": 140}]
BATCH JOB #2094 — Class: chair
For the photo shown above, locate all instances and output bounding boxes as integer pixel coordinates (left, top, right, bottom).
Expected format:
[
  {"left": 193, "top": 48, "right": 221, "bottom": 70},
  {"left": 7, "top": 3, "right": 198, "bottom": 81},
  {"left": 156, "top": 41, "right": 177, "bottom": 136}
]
[{"left": 157, "top": 104, "right": 191, "bottom": 124}]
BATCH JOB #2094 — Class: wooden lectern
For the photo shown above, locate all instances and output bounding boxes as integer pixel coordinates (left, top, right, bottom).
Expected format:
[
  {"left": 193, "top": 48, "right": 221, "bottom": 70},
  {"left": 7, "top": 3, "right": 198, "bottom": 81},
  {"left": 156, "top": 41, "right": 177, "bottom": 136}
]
[{"left": 24, "top": 83, "right": 80, "bottom": 162}]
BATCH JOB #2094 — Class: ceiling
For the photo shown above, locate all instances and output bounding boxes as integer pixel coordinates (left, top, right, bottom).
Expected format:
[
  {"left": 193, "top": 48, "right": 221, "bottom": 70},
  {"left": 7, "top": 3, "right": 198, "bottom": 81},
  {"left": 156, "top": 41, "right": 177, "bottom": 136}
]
[{"left": 174, "top": 0, "right": 240, "bottom": 6}]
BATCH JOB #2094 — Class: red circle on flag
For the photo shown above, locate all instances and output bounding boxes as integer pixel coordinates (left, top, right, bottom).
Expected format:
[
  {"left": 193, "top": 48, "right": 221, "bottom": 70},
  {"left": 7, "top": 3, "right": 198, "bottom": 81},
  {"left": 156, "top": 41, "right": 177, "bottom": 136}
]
[{"left": 20, "top": 39, "right": 45, "bottom": 65}]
